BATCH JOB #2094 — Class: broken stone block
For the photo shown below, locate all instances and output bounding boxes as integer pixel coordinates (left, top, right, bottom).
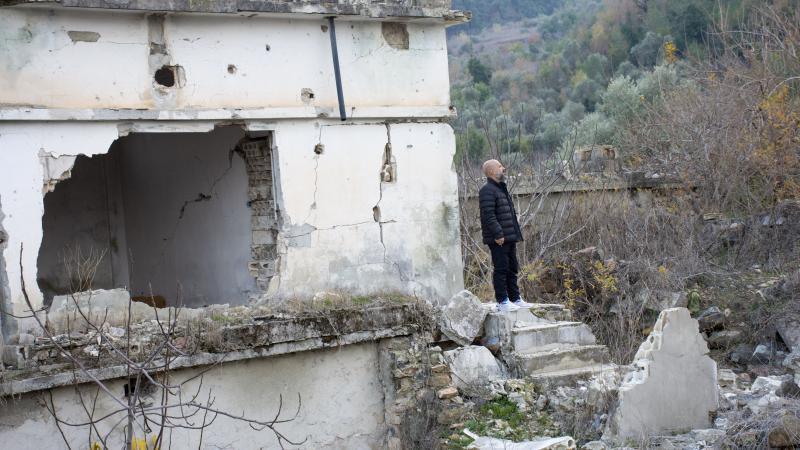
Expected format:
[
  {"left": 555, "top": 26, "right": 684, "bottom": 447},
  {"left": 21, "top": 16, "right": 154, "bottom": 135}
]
[
  {"left": 718, "top": 369, "right": 737, "bottom": 388},
  {"left": 697, "top": 306, "right": 725, "bottom": 332},
  {"left": 605, "top": 308, "right": 718, "bottom": 441},
  {"left": 438, "top": 290, "right": 488, "bottom": 346},
  {"left": 467, "top": 435, "right": 576, "bottom": 450},
  {"left": 752, "top": 344, "right": 774, "bottom": 364},
  {"left": 48, "top": 289, "right": 156, "bottom": 333},
  {"left": 729, "top": 343, "right": 755, "bottom": 364},
  {"left": 690, "top": 428, "right": 725, "bottom": 445},
  {"left": 707, "top": 329, "right": 742, "bottom": 349},
  {"left": 777, "top": 379, "right": 800, "bottom": 398},
  {"left": 437, "top": 386, "right": 458, "bottom": 399},
  {"left": 751, "top": 375, "right": 789, "bottom": 395},
  {"left": 784, "top": 352, "right": 800, "bottom": 385},
  {"left": 443, "top": 346, "right": 505, "bottom": 393},
  {"left": 776, "top": 317, "right": 800, "bottom": 353},
  {"left": 1, "top": 345, "right": 30, "bottom": 368},
  {"left": 639, "top": 288, "right": 688, "bottom": 313}
]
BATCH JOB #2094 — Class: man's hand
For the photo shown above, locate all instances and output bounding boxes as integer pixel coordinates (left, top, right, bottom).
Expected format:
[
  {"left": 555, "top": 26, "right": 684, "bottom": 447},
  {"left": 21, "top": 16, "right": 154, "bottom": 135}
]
[{"left": 495, "top": 237, "right": 505, "bottom": 246}]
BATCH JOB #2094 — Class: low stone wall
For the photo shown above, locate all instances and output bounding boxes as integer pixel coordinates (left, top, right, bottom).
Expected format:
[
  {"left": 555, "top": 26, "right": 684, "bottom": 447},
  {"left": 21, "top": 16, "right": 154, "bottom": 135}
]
[{"left": 0, "top": 302, "right": 464, "bottom": 449}]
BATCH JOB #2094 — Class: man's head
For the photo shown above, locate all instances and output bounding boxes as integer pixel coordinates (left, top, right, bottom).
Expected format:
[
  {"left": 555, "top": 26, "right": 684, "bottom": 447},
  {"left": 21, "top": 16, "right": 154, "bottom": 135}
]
[{"left": 482, "top": 159, "right": 506, "bottom": 183}]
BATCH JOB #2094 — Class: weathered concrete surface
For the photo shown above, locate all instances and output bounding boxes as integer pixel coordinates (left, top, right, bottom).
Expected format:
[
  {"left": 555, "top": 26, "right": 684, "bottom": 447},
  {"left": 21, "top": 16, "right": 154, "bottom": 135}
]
[
  {"left": 48, "top": 288, "right": 150, "bottom": 332},
  {"left": 467, "top": 435, "right": 576, "bottom": 450},
  {"left": 0, "top": 8, "right": 452, "bottom": 110},
  {"left": 438, "top": 290, "right": 487, "bottom": 346},
  {"left": 2, "top": 0, "right": 467, "bottom": 21},
  {"left": 0, "top": 0, "right": 464, "bottom": 317},
  {"left": 605, "top": 308, "right": 718, "bottom": 440},
  {"left": 0, "top": 342, "right": 388, "bottom": 449},
  {"left": 3, "top": 302, "right": 422, "bottom": 396},
  {"left": 443, "top": 345, "right": 505, "bottom": 391}
]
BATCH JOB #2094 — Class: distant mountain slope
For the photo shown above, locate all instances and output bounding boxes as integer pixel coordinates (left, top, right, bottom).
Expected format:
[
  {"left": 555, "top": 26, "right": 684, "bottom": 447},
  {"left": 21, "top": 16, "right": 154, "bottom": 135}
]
[{"left": 450, "top": 0, "right": 560, "bottom": 35}]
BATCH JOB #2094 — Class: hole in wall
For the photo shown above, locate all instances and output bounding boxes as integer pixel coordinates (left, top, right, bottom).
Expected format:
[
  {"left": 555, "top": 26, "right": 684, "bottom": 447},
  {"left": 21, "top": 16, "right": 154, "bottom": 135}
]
[
  {"left": 301, "top": 88, "right": 315, "bottom": 105},
  {"left": 381, "top": 23, "right": 410, "bottom": 50},
  {"left": 373, "top": 206, "right": 381, "bottom": 222},
  {"left": 37, "top": 127, "right": 277, "bottom": 307},
  {"left": 321, "top": 24, "right": 328, "bottom": 32},
  {"left": 154, "top": 66, "right": 176, "bottom": 87},
  {"left": 265, "top": 44, "right": 271, "bottom": 51},
  {"left": 227, "top": 64, "right": 237, "bottom": 74}
]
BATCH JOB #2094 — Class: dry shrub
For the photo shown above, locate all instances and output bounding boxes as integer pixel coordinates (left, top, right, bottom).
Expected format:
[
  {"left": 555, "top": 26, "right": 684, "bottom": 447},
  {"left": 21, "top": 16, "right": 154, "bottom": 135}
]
[
  {"left": 618, "top": 5, "right": 800, "bottom": 270},
  {"left": 457, "top": 5, "right": 799, "bottom": 363}
]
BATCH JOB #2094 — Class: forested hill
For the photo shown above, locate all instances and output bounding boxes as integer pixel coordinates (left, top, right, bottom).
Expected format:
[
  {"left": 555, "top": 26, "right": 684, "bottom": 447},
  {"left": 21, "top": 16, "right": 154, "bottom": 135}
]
[
  {"left": 450, "top": 0, "right": 560, "bottom": 35},
  {"left": 446, "top": 0, "right": 796, "bottom": 164}
]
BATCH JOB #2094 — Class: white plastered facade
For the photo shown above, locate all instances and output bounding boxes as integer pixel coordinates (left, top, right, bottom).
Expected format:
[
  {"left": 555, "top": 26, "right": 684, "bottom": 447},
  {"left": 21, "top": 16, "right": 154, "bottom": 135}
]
[{"left": 0, "top": 4, "right": 464, "bottom": 322}]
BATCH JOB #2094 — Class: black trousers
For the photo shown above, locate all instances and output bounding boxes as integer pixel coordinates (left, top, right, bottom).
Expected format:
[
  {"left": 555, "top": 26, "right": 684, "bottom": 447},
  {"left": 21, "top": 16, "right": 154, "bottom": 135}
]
[{"left": 488, "top": 241, "right": 521, "bottom": 303}]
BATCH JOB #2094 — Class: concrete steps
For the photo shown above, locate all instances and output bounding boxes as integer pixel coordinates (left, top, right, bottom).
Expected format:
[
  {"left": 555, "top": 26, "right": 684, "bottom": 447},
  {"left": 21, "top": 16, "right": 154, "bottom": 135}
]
[
  {"left": 528, "top": 364, "right": 619, "bottom": 387},
  {"left": 481, "top": 302, "right": 613, "bottom": 383},
  {"left": 512, "top": 321, "right": 596, "bottom": 353},
  {"left": 511, "top": 344, "right": 611, "bottom": 375}
]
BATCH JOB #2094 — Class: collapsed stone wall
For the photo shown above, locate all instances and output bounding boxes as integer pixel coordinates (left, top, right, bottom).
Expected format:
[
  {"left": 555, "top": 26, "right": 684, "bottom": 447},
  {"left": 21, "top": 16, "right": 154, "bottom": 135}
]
[{"left": 379, "top": 335, "right": 468, "bottom": 449}]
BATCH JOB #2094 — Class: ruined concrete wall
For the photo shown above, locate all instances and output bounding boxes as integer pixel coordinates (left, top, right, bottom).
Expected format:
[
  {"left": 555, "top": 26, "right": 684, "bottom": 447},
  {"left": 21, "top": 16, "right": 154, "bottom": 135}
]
[
  {"left": 37, "top": 154, "right": 121, "bottom": 301},
  {"left": 0, "top": 342, "right": 386, "bottom": 449},
  {"left": 0, "top": 7, "right": 449, "bottom": 112},
  {"left": 272, "top": 121, "right": 462, "bottom": 303},
  {"left": 118, "top": 128, "right": 257, "bottom": 306},
  {"left": 0, "top": 3, "right": 462, "bottom": 313},
  {"left": 0, "top": 123, "right": 120, "bottom": 315}
]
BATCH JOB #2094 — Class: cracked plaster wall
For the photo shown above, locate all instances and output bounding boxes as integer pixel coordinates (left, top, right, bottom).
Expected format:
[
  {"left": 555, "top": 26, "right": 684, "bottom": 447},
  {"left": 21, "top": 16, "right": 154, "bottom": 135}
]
[
  {"left": 273, "top": 121, "right": 462, "bottom": 303},
  {"left": 0, "top": 342, "right": 386, "bottom": 449},
  {"left": 0, "top": 122, "right": 120, "bottom": 316},
  {"left": 0, "top": 7, "right": 449, "bottom": 111},
  {"left": 0, "top": 3, "right": 462, "bottom": 315},
  {"left": 115, "top": 128, "right": 257, "bottom": 306}
]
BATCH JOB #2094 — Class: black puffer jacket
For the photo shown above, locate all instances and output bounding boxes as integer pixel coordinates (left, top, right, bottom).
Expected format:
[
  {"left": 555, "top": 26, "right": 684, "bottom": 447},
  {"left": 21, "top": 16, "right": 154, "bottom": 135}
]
[{"left": 479, "top": 179, "right": 523, "bottom": 245}]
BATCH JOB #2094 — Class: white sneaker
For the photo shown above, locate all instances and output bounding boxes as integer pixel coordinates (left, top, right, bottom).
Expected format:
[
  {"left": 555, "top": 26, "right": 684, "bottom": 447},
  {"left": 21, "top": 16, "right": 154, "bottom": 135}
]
[
  {"left": 512, "top": 299, "right": 534, "bottom": 308},
  {"left": 496, "top": 301, "right": 520, "bottom": 313}
]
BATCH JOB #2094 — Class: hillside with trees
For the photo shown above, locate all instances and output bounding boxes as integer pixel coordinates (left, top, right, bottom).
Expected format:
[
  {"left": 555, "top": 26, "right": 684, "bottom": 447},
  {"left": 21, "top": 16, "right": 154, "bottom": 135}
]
[
  {"left": 450, "top": 0, "right": 799, "bottom": 428},
  {"left": 448, "top": 0, "right": 797, "bottom": 163}
]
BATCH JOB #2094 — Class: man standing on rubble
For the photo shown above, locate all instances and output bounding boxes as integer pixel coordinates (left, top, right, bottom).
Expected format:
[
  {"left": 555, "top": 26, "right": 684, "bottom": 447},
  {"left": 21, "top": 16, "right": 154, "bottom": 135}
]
[{"left": 479, "top": 159, "right": 533, "bottom": 312}]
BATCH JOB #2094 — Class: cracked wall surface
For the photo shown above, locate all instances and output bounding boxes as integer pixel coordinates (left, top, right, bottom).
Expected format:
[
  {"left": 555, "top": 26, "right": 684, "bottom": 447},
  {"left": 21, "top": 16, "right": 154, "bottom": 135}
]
[
  {"left": 0, "top": 342, "right": 387, "bottom": 449},
  {"left": 0, "top": 2, "right": 463, "bottom": 316},
  {"left": 0, "top": 8, "right": 449, "bottom": 111},
  {"left": 273, "top": 121, "right": 462, "bottom": 303}
]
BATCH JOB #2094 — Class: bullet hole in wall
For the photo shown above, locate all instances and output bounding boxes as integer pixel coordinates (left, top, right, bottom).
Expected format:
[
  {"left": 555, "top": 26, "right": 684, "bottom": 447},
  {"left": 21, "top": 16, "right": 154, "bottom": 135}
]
[
  {"left": 301, "top": 88, "right": 315, "bottom": 104},
  {"left": 265, "top": 44, "right": 271, "bottom": 51},
  {"left": 154, "top": 65, "right": 176, "bottom": 87},
  {"left": 227, "top": 64, "right": 237, "bottom": 74},
  {"left": 321, "top": 24, "right": 329, "bottom": 32},
  {"left": 314, "top": 143, "right": 325, "bottom": 155}
]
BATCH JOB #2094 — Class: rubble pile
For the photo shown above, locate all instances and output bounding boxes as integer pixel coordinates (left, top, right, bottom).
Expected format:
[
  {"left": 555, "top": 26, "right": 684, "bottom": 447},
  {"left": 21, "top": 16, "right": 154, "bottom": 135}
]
[{"left": 432, "top": 279, "right": 800, "bottom": 450}]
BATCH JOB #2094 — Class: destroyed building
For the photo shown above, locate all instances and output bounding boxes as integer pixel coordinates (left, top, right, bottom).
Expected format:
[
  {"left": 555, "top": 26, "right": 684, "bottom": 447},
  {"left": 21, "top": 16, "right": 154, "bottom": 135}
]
[
  {"left": 0, "top": 1, "right": 472, "bottom": 448},
  {"left": 0, "top": 0, "right": 467, "bottom": 332}
]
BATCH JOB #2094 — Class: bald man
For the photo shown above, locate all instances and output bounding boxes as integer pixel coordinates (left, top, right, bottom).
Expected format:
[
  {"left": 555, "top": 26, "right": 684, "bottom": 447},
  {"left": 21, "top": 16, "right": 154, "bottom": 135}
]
[{"left": 479, "top": 160, "right": 532, "bottom": 312}]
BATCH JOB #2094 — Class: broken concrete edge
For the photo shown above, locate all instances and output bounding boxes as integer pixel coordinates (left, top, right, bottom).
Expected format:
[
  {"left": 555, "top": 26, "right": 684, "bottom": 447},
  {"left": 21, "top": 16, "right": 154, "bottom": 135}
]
[
  {"left": 1, "top": 0, "right": 471, "bottom": 23},
  {"left": 0, "top": 194, "right": 15, "bottom": 341},
  {"left": 0, "top": 106, "right": 457, "bottom": 122},
  {"left": 605, "top": 307, "right": 718, "bottom": 441},
  {"left": 0, "top": 321, "right": 417, "bottom": 397}
]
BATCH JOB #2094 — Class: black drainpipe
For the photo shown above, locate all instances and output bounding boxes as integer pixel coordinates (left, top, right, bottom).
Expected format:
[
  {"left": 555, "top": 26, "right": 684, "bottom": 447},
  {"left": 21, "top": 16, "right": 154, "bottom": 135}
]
[{"left": 327, "top": 16, "right": 347, "bottom": 121}]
